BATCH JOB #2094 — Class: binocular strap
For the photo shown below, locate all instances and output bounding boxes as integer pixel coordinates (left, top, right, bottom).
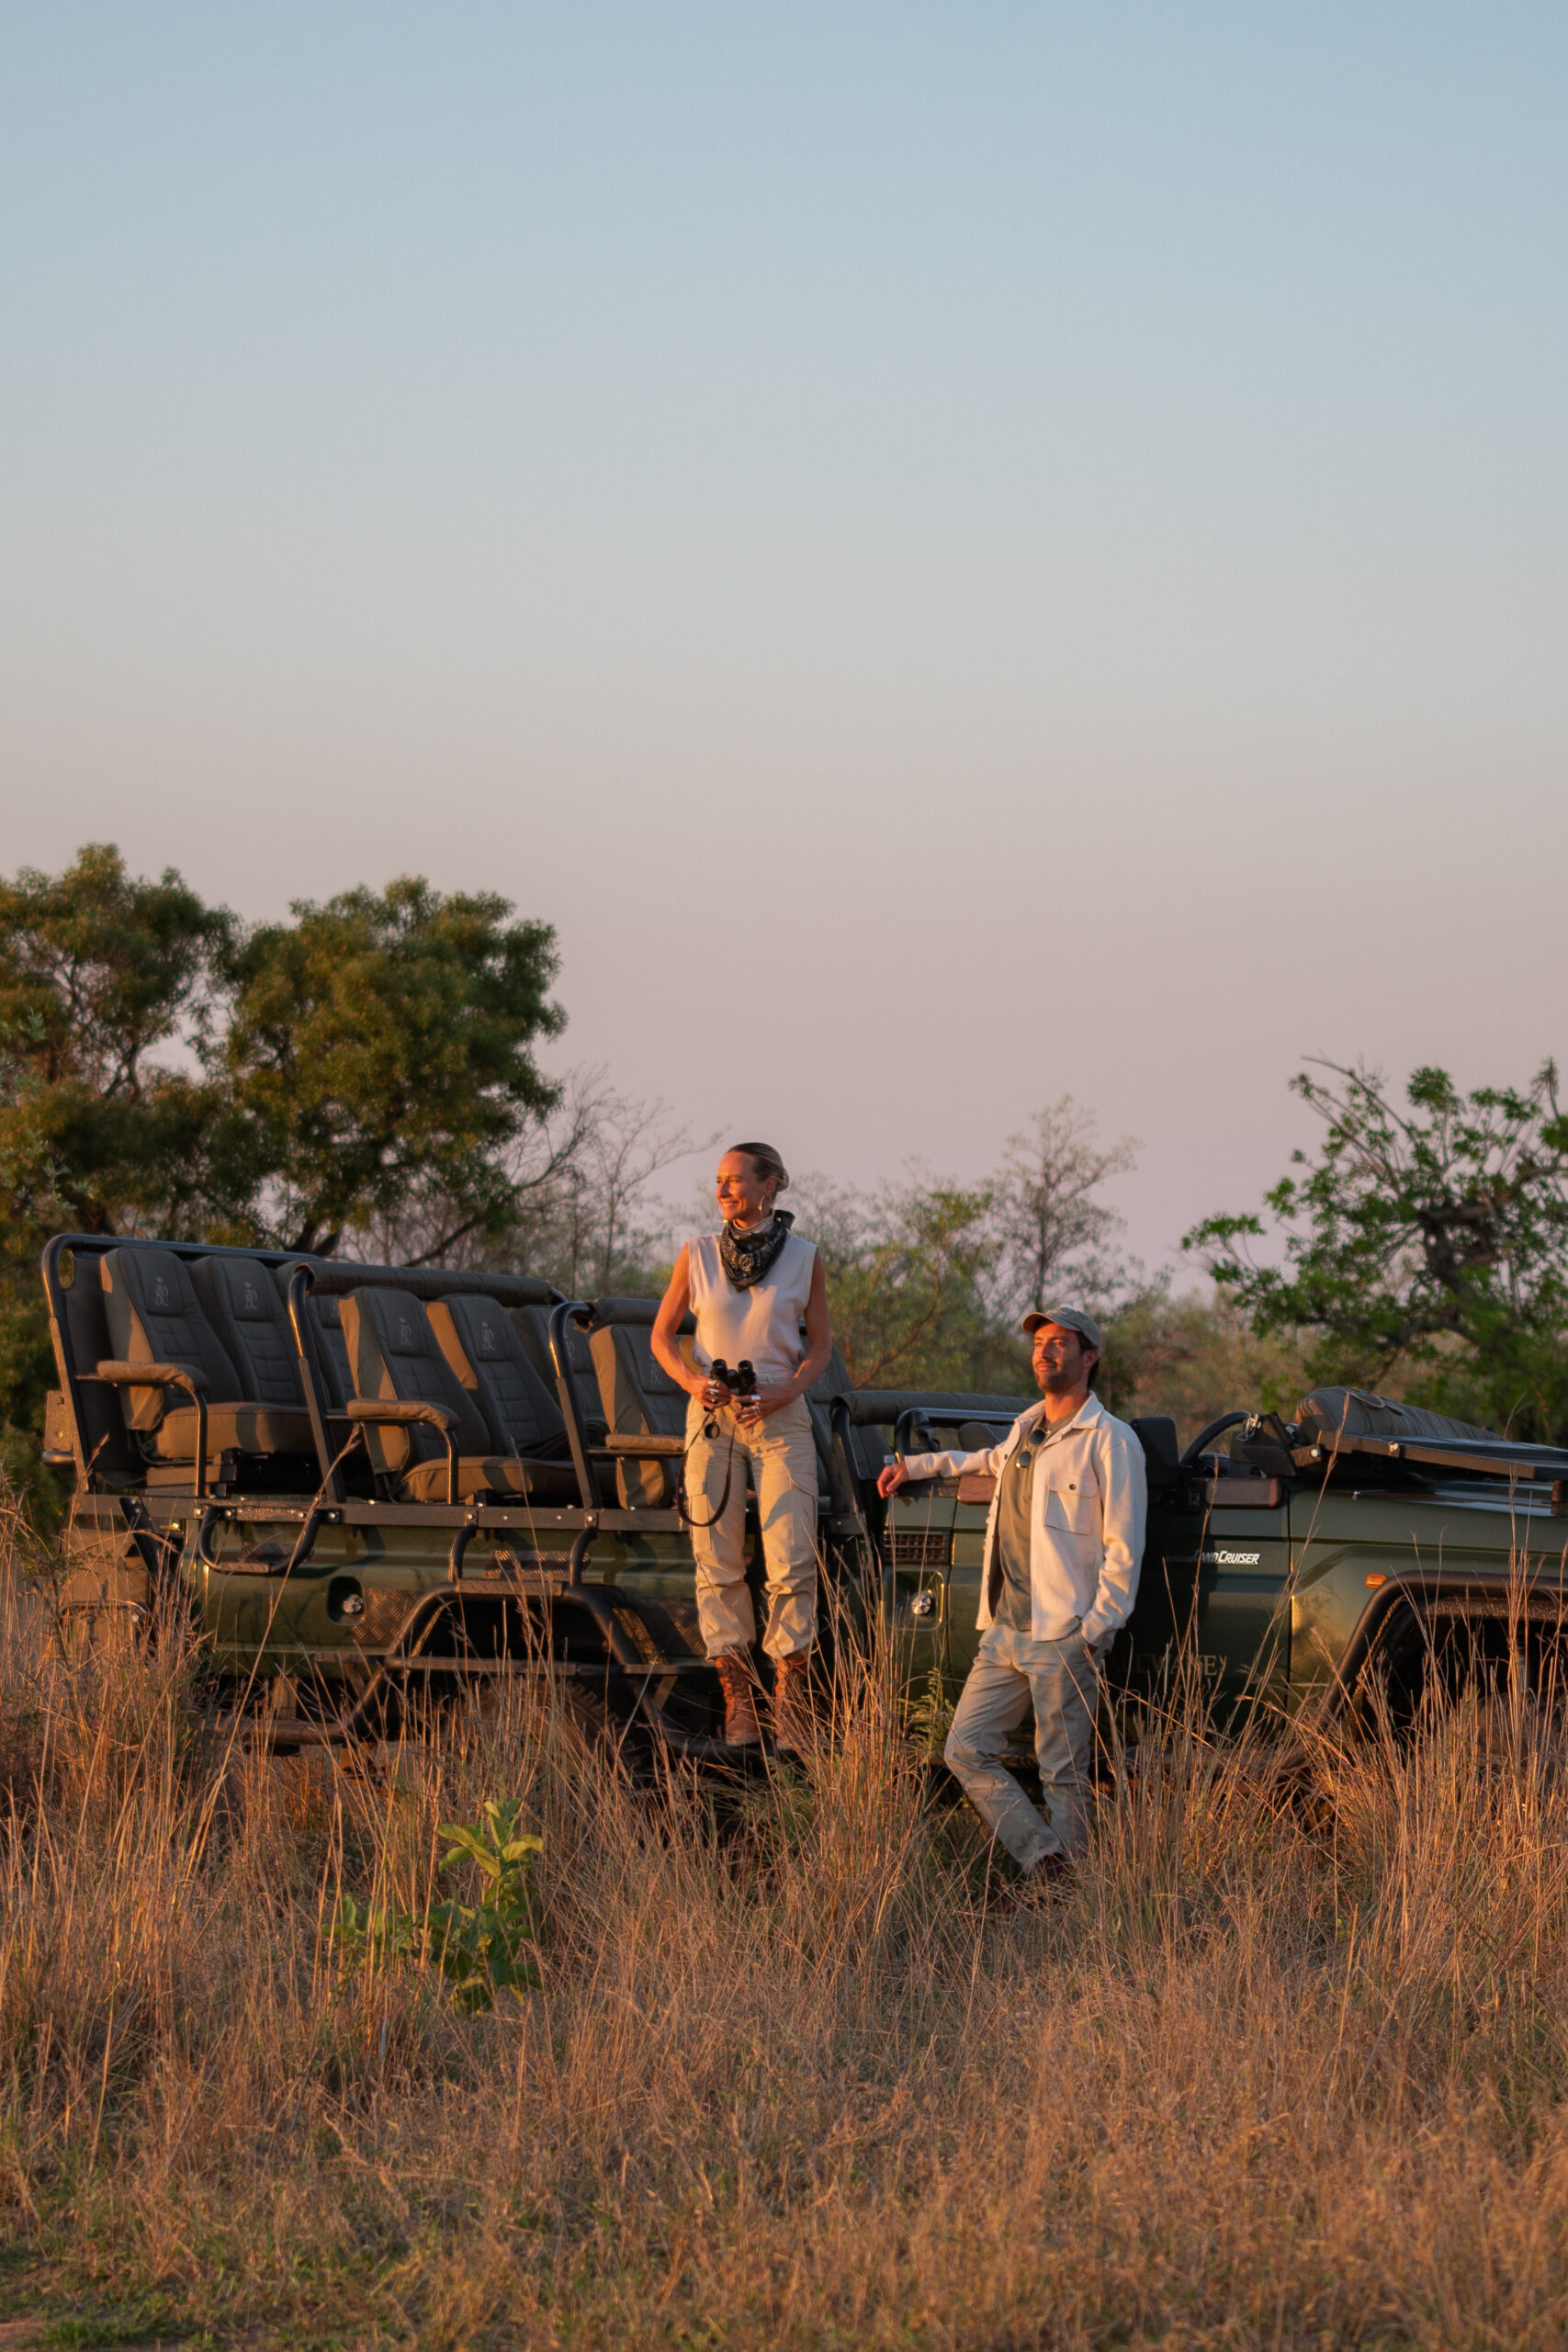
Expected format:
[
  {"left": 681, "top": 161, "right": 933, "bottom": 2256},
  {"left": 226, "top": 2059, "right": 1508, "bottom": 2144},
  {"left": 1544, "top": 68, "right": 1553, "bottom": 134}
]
[{"left": 677, "top": 1412, "right": 739, "bottom": 1530}]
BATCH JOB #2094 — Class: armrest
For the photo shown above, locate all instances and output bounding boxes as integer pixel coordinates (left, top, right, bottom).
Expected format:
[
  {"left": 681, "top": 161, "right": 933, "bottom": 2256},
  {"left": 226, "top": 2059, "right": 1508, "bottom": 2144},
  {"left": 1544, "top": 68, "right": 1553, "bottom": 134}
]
[
  {"left": 95, "top": 1361, "right": 210, "bottom": 1502},
  {"left": 344, "top": 1396, "right": 460, "bottom": 1504},
  {"left": 598, "top": 1433, "right": 687, "bottom": 1457},
  {"left": 344, "top": 1397, "right": 457, "bottom": 1430}
]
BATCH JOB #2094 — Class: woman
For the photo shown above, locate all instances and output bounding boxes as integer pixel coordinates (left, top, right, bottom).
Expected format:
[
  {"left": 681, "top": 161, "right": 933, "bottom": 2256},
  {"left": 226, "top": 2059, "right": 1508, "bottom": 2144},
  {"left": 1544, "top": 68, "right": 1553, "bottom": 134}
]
[{"left": 650, "top": 1142, "right": 833, "bottom": 1752}]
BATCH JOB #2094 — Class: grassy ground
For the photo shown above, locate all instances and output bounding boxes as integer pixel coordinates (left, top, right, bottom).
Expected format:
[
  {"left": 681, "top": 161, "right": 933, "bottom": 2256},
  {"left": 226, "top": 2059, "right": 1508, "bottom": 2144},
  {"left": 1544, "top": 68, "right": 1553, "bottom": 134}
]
[{"left": 3, "top": 1515, "right": 1568, "bottom": 2350}]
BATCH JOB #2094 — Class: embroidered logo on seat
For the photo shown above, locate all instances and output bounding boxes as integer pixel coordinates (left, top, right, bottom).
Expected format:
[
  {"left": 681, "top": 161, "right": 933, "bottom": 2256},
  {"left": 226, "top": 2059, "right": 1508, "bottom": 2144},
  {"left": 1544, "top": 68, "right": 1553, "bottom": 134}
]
[
  {"left": 398, "top": 1317, "right": 414, "bottom": 1346},
  {"left": 243, "top": 1281, "right": 260, "bottom": 1310},
  {"left": 153, "top": 1277, "right": 170, "bottom": 1306}
]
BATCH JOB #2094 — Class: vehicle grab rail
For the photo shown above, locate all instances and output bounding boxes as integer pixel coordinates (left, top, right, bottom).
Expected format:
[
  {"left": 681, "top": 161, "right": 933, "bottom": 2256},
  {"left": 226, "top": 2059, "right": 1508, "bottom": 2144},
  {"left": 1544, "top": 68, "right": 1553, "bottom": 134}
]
[
  {"left": 1179, "top": 1412, "right": 1253, "bottom": 1468},
  {"left": 547, "top": 1300, "right": 598, "bottom": 1509},
  {"left": 284, "top": 1262, "right": 344, "bottom": 1503},
  {"left": 893, "top": 1404, "right": 1020, "bottom": 1461}
]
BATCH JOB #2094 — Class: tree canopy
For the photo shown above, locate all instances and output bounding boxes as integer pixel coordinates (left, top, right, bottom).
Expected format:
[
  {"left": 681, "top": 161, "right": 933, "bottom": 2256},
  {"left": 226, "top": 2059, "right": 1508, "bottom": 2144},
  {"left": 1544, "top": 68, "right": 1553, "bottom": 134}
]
[
  {"left": 1184, "top": 1059, "right": 1568, "bottom": 1440},
  {"left": 212, "top": 878, "right": 563, "bottom": 1255}
]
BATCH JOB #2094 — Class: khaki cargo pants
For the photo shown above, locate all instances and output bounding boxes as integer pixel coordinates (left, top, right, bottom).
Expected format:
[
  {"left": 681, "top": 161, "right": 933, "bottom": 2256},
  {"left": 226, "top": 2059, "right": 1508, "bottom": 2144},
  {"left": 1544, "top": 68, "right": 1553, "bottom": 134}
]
[{"left": 683, "top": 1396, "right": 819, "bottom": 1661}]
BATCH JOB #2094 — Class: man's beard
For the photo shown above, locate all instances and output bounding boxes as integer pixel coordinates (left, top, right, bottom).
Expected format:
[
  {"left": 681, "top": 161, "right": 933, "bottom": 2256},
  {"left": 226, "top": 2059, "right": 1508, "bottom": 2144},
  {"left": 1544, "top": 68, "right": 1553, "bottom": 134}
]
[{"left": 1040, "top": 1364, "right": 1080, "bottom": 1395}]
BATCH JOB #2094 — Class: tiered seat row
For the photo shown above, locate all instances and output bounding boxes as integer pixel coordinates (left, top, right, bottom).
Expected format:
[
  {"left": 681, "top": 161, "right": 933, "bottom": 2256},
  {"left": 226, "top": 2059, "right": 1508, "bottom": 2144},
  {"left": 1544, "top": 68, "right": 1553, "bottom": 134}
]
[{"left": 52, "top": 1238, "right": 891, "bottom": 1519}]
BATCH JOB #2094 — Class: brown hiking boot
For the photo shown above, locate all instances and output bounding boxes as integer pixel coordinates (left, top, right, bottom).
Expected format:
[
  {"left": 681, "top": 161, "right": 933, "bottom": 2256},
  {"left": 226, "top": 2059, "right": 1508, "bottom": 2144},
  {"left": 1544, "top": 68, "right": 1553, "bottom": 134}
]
[
  {"left": 714, "top": 1655, "right": 762, "bottom": 1747},
  {"left": 771, "top": 1655, "right": 818, "bottom": 1758}
]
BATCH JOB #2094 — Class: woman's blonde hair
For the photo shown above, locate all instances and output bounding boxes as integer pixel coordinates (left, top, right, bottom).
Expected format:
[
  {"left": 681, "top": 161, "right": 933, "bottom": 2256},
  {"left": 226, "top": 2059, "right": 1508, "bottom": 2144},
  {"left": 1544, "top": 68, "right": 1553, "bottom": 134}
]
[{"left": 728, "top": 1141, "right": 790, "bottom": 1196}]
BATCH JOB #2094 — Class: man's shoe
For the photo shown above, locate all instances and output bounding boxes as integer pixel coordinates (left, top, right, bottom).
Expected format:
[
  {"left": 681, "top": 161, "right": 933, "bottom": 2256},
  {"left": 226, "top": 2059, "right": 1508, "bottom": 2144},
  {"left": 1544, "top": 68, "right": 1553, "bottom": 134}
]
[
  {"left": 771, "top": 1655, "right": 818, "bottom": 1758},
  {"left": 714, "top": 1655, "right": 762, "bottom": 1747},
  {"left": 1004, "top": 1853, "right": 1073, "bottom": 1909}
]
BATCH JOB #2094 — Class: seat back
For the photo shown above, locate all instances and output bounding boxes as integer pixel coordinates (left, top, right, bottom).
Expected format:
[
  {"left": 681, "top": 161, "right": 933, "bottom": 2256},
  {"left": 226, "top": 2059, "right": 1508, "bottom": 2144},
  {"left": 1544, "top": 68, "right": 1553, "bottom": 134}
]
[
  {"left": 1132, "top": 1416, "right": 1180, "bottom": 1490},
  {"left": 804, "top": 1340, "right": 880, "bottom": 1511},
  {"left": 192, "top": 1256, "right": 306, "bottom": 1408},
  {"left": 429, "top": 1295, "right": 571, "bottom": 1461},
  {"left": 309, "top": 1293, "right": 355, "bottom": 1410},
  {"left": 510, "top": 1305, "right": 607, "bottom": 1443},
  {"left": 51, "top": 1245, "right": 141, "bottom": 1482},
  {"left": 272, "top": 1262, "right": 355, "bottom": 1410},
  {"left": 588, "top": 1299, "right": 692, "bottom": 1508},
  {"left": 340, "top": 1288, "right": 491, "bottom": 1476},
  {"left": 101, "top": 1247, "right": 241, "bottom": 1431}
]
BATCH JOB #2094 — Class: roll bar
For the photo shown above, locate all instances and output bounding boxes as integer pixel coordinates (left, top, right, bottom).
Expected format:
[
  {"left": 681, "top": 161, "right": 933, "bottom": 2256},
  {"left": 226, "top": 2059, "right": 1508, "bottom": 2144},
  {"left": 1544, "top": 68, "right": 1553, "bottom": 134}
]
[
  {"left": 893, "top": 1403, "right": 1020, "bottom": 1460},
  {"left": 285, "top": 1262, "right": 345, "bottom": 1502},
  {"left": 547, "top": 1301, "right": 598, "bottom": 1510}
]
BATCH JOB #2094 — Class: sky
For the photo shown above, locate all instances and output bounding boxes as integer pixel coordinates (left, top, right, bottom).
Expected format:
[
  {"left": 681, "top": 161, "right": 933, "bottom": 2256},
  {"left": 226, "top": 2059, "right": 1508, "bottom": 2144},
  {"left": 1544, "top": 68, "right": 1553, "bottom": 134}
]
[{"left": 3, "top": 5, "right": 1565, "bottom": 1273}]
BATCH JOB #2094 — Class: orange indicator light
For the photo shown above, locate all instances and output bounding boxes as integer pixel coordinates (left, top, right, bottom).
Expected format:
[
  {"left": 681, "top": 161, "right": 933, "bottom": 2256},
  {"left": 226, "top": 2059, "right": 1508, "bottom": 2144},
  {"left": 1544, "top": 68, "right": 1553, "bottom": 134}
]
[{"left": 1365, "top": 1573, "right": 1387, "bottom": 1589}]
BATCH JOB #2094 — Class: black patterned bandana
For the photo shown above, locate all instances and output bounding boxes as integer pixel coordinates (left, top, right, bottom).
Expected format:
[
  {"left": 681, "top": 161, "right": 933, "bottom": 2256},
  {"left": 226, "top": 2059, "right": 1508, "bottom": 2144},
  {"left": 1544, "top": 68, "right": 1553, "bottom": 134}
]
[{"left": 718, "top": 1209, "right": 795, "bottom": 1290}]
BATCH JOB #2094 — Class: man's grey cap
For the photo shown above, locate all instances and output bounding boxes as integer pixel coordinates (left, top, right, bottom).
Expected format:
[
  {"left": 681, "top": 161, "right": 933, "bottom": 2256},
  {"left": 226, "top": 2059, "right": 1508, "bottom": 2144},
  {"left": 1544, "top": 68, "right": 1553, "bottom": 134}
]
[{"left": 1020, "top": 1305, "right": 1103, "bottom": 1352}]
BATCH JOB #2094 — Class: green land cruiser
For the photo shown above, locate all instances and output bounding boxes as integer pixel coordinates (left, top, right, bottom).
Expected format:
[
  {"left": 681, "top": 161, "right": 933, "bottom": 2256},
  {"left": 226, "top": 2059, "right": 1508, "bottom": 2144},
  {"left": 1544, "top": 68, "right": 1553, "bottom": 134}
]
[{"left": 39, "top": 1231, "right": 1568, "bottom": 1752}]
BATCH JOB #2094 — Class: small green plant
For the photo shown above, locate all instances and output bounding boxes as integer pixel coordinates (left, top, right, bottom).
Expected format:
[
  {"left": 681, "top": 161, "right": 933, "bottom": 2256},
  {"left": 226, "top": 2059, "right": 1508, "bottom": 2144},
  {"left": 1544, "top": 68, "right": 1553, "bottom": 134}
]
[
  {"left": 428, "top": 1797, "right": 544, "bottom": 2014},
  {"left": 330, "top": 1893, "right": 418, "bottom": 1970},
  {"left": 331, "top": 1798, "right": 543, "bottom": 2015}
]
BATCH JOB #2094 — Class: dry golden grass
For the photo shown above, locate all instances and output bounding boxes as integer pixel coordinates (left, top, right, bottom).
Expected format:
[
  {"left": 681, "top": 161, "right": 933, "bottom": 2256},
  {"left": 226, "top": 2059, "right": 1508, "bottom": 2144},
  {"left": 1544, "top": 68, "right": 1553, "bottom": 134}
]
[{"left": 3, "top": 1514, "right": 1568, "bottom": 2349}]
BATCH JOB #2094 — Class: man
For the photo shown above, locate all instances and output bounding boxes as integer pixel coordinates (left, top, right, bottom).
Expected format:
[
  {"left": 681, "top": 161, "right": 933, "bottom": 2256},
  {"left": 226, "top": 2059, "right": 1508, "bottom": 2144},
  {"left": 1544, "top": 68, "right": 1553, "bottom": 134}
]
[{"left": 878, "top": 1307, "right": 1146, "bottom": 1890}]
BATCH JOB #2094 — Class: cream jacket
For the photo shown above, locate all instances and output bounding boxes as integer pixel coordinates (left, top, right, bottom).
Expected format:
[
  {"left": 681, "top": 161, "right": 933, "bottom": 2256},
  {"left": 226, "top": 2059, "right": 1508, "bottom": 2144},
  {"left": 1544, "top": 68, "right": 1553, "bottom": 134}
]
[{"left": 902, "top": 1392, "right": 1147, "bottom": 1647}]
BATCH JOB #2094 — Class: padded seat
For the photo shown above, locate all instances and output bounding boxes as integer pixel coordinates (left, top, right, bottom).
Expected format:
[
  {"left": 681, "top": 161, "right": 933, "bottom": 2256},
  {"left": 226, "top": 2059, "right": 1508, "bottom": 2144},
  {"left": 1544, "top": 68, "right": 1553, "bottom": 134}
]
[
  {"left": 588, "top": 1298, "right": 694, "bottom": 1509},
  {"left": 153, "top": 1404, "right": 317, "bottom": 1460},
  {"left": 402, "top": 1451, "right": 554, "bottom": 1503},
  {"left": 193, "top": 1255, "right": 308, "bottom": 1407},
  {"left": 510, "top": 1305, "right": 609, "bottom": 1442},
  {"left": 427, "top": 1295, "right": 582, "bottom": 1501},
  {"left": 100, "top": 1247, "right": 314, "bottom": 1466},
  {"left": 342, "top": 1286, "right": 576, "bottom": 1504}
]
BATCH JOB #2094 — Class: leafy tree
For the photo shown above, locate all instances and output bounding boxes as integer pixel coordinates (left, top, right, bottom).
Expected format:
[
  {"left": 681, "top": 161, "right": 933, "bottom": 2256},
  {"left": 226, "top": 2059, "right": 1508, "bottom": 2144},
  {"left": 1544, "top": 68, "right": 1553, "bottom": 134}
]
[
  {"left": 1097, "top": 1282, "right": 1309, "bottom": 1448},
  {"left": 794, "top": 1174, "right": 1020, "bottom": 1392},
  {"left": 1184, "top": 1060, "right": 1568, "bottom": 1440},
  {"left": 210, "top": 877, "right": 565, "bottom": 1256},
  {"left": 0, "top": 843, "right": 233, "bottom": 1239},
  {"left": 986, "top": 1097, "right": 1137, "bottom": 1317},
  {"left": 0, "top": 848, "right": 234, "bottom": 1513}
]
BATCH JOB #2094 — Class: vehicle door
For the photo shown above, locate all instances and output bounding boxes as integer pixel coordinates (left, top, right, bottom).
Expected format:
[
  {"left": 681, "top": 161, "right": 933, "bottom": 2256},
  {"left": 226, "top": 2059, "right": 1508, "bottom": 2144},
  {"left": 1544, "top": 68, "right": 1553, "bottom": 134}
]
[{"left": 1127, "top": 1471, "right": 1292, "bottom": 1718}]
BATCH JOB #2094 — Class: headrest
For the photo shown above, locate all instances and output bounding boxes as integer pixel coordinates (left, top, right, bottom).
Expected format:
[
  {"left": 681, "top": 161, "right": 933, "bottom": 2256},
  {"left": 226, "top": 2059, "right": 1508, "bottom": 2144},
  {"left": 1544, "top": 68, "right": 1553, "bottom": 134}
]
[
  {"left": 202, "top": 1256, "right": 280, "bottom": 1323},
  {"left": 589, "top": 1297, "right": 660, "bottom": 1328},
  {"left": 356, "top": 1288, "right": 434, "bottom": 1358},
  {"left": 440, "top": 1295, "right": 514, "bottom": 1361}
]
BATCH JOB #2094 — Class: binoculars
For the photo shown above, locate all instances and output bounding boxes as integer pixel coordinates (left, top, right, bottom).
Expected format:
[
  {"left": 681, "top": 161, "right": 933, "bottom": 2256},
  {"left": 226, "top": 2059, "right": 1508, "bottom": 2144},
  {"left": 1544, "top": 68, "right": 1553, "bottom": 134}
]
[{"left": 708, "top": 1357, "right": 758, "bottom": 1400}]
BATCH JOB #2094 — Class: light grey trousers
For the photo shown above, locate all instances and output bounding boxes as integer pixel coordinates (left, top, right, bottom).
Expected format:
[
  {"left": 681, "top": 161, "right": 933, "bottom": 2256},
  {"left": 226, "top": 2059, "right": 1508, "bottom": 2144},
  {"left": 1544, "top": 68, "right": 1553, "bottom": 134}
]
[{"left": 944, "top": 1621, "right": 1102, "bottom": 1868}]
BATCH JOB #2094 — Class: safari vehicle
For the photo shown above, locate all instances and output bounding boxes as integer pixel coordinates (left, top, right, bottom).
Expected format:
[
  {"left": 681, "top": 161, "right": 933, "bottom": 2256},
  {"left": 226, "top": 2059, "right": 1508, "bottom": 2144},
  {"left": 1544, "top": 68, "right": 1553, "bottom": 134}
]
[
  {"left": 886, "top": 1391, "right": 1568, "bottom": 1731},
  {"left": 39, "top": 1230, "right": 1568, "bottom": 1754},
  {"left": 40, "top": 1229, "right": 1014, "bottom": 1756}
]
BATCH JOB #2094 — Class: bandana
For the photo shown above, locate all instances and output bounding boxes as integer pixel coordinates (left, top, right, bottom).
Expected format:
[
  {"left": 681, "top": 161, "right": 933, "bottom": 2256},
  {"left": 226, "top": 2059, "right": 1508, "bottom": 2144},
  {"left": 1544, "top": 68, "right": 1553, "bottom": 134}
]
[{"left": 718, "top": 1209, "right": 795, "bottom": 1291}]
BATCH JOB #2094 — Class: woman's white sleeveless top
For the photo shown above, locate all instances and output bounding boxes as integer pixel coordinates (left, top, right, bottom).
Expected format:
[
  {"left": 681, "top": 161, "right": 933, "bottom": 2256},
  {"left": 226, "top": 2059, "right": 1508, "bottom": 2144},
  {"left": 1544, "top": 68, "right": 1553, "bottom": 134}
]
[{"left": 686, "top": 1229, "right": 818, "bottom": 1388}]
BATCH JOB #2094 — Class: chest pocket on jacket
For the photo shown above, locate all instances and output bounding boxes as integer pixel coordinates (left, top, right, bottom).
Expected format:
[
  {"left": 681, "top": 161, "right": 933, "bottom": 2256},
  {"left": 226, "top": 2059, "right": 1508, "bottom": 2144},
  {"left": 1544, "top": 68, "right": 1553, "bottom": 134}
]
[{"left": 1042, "top": 1476, "right": 1099, "bottom": 1538}]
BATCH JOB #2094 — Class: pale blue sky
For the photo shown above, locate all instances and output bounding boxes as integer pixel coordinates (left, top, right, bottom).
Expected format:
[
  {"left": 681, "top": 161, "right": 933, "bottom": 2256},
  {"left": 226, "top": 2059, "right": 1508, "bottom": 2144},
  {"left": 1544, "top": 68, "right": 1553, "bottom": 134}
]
[{"left": 4, "top": 6, "right": 1565, "bottom": 1265}]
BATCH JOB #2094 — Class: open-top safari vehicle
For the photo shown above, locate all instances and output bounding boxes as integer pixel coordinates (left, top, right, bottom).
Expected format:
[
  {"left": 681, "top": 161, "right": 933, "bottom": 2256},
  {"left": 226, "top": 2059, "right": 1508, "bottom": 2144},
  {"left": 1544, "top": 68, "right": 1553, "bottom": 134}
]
[{"left": 40, "top": 1231, "right": 1568, "bottom": 1754}]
